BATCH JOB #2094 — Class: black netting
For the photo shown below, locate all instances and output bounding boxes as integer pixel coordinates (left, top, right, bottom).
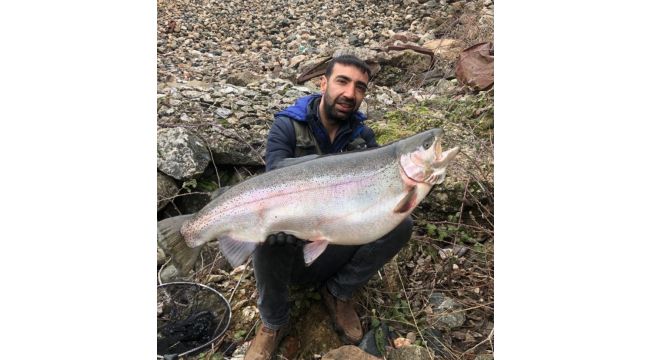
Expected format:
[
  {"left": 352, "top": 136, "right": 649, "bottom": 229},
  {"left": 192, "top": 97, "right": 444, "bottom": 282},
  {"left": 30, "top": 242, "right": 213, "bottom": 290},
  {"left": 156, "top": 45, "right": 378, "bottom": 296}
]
[{"left": 157, "top": 282, "right": 231, "bottom": 358}]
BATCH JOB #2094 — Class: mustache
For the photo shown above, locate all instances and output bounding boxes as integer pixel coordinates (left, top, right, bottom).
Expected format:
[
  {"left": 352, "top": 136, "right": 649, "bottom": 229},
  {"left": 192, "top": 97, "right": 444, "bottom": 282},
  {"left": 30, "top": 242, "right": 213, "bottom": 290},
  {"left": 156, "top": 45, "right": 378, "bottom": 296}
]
[{"left": 336, "top": 97, "right": 355, "bottom": 106}]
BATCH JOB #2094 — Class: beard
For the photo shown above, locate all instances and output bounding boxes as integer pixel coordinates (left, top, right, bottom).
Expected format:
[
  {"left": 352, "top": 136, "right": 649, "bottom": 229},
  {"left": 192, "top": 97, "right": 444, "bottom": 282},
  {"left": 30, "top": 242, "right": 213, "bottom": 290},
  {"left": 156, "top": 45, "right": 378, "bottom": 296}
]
[{"left": 322, "top": 92, "right": 357, "bottom": 123}]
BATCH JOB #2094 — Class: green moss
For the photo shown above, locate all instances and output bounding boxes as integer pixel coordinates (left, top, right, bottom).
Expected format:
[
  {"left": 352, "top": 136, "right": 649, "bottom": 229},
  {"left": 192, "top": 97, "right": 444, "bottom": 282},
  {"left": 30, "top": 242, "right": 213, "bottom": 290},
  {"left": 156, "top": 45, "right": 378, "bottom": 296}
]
[{"left": 369, "top": 91, "right": 494, "bottom": 145}]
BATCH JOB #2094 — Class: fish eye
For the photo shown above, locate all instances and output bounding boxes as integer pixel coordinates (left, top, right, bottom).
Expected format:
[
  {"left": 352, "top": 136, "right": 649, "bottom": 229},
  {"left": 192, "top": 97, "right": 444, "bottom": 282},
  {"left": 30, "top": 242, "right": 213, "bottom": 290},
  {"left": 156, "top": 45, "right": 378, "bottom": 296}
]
[{"left": 423, "top": 140, "right": 431, "bottom": 148}]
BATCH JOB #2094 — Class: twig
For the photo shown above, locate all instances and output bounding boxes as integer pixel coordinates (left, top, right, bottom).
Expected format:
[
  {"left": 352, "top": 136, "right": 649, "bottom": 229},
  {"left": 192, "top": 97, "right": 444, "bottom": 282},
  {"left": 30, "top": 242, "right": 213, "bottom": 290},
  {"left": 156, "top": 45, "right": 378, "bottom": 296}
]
[
  {"left": 229, "top": 258, "right": 252, "bottom": 303},
  {"left": 452, "top": 179, "right": 471, "bottom": 248},
  {"left": 395, "top": 260, "right": 434, "bottom": 360},
  {"left": 157, "top": 191, "right": 212, "bottom": 203},
  {"left": 158, "top": 257, "right": 172, "bottom": 285},
  {"left": 192, "top": 130, "right": 223, "bottom": 188},
  {"left": 459, "top": 328, "right": 494, "bottom": 357}
]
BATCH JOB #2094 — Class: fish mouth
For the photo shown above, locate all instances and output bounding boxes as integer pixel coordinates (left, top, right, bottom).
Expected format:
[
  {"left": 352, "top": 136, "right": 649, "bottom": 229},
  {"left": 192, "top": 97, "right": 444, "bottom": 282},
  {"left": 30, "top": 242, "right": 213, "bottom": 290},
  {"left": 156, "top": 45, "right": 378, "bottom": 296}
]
[
  {"left": 422, "top": 134, "right": 459, "bottom": 167},
  {"left": 430, "top": 135, "right": 460, "bottom": 168},
  {"left": 434, "top": 136, "right": 443, "bottom": 160},
  {"left": 400, "top": 132, "right": 460, "bottom": 185}
]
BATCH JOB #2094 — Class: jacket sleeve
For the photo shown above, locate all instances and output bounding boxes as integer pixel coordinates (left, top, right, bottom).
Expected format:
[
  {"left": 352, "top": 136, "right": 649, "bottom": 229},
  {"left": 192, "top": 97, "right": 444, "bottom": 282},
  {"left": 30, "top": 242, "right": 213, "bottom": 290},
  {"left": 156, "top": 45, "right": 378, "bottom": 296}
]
[
  {"left": 265, "top": 116, "right": 296, "bottom": 172},
  {"left": 361, "top": 126, "right": 379, "bottom": 148}
]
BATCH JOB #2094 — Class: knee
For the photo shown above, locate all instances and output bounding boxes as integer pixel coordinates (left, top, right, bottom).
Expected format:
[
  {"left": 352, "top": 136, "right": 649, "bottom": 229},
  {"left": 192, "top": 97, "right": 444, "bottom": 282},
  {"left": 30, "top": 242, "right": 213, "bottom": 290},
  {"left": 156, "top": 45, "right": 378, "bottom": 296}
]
[
  {"left": 378, "top": 216, "right": 413, "bottom": 248},
  {"left": 394, "top": 216, "right": 414, "bottom": 245}
]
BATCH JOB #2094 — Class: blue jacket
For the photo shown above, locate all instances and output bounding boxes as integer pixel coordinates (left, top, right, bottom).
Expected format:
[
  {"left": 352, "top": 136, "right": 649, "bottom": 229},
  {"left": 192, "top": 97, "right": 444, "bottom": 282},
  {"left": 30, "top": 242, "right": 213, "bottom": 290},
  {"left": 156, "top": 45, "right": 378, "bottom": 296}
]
[{"left": 265, "top": 94, "right": 378, "bottom": 171}]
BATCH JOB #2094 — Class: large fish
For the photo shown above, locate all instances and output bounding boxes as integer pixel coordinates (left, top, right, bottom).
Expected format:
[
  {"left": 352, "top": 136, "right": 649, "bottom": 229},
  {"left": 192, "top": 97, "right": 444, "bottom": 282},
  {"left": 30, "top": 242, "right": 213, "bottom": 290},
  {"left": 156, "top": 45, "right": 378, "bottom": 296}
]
[{"left": 158, "top": 129, "right": 460, "bottom": 274}]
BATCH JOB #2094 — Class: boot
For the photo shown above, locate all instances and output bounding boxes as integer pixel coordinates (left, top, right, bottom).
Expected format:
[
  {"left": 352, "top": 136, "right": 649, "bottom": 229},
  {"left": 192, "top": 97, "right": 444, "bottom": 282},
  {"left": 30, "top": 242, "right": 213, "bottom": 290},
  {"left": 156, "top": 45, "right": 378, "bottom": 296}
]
[
  {"left": 320, "top": 286, "right": 363, "bottom": 344},
  {"left": 244, "top": 323, "right": 290, "bottom": 360}
]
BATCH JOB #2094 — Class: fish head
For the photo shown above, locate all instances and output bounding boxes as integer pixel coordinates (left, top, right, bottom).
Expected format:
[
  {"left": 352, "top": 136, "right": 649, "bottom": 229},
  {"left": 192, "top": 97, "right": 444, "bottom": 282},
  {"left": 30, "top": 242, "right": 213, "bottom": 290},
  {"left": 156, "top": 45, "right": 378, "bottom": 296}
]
[{"left": 397, "top": 129, "right": 460, "bottom": 185}]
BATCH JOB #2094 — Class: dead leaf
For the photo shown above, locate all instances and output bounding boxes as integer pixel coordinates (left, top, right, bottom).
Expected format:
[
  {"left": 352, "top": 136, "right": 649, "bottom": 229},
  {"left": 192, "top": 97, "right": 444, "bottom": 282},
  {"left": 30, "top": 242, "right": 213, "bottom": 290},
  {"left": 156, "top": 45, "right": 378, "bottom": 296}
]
[{"left": 455, "top": 42, "right": 494, "bottom": 91}]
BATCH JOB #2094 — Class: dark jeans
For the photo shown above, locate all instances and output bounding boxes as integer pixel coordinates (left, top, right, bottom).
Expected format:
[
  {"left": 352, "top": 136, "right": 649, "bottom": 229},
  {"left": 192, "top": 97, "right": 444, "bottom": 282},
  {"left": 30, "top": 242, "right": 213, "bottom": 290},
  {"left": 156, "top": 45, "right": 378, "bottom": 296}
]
[{"left": 252, "top": 217, "right": 413, "bottom": 330}]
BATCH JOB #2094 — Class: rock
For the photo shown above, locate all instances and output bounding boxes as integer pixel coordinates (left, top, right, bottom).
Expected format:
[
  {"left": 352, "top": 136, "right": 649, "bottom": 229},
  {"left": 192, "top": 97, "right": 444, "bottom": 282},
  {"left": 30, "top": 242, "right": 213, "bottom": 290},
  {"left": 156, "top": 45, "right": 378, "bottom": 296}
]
[
  {"left": 289, "top": 54, "right": 307, "bottom": 68},
  {"left": 215, "top": 107, "right": 233, "bottom": 118},
  {"left": 323, "top": 345, "right": 381, "bottom": 360},
  {"left": 157, "top": 127, "right": 211, "bottom": 181},
  {"left": 227, "top": 70, "right": 263, "bottom": 86},
  {"left": 229, "top": 341, "right": 249, "bottom": 360},
  {"left": 393, "top": 337, "right": 412, "bottom": 348},
  {"left": 157, "top": 247, "right": 167, "bottom": 267},
  {"left": 429, "top": 292, "right": 446, "bottom": 307},
  {"left": 406, "top": 332, "right": 417, "bottom": 343},
  {"left": 157, "top": 171, "right": 178, "bottom": 211},
  {"left": 348, "top": 34, "right": 363, "bottom": 46},
  {"left": 428, "top": 294, "right": 466, "bottom": 330},
  {"left": 434, "top": 78, "right": 458, "bottom": 94},
  {"left": 204, "top": 126, "right": 267, "bottom": 166},
  {"left": 358, "top": 322, "right": 390, "bottom": 357},
  {"left": 387, "top": 345, "right": 430, "bottom": 360},
  {"left": 422, "top": 38, "right": 463, "bottom": 61},
  {"left": 159, "top": 263, "right": 188, "bottom": 282}
]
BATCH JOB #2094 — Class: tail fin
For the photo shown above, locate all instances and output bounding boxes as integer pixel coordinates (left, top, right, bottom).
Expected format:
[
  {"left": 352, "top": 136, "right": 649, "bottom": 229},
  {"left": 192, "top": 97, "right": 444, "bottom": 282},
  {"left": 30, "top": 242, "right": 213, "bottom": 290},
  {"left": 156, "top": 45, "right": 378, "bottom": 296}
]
[{"left": 157, "top": 214, "right": 202, "bottom": 276}]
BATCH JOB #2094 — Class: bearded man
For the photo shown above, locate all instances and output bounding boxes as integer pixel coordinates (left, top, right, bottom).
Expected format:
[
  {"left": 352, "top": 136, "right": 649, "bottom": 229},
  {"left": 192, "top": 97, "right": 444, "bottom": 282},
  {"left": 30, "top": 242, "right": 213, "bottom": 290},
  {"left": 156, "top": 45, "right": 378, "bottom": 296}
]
[{"left": 245, "top": 55, "right": 413, "bottom": 360}]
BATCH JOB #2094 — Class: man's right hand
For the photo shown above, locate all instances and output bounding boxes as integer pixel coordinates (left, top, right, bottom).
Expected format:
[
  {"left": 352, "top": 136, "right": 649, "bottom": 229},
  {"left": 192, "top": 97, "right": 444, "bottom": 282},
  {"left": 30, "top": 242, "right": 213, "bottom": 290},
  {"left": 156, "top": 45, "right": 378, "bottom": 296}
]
[{"left": 266, "top": 232, "right": 306, "bottom": 247}]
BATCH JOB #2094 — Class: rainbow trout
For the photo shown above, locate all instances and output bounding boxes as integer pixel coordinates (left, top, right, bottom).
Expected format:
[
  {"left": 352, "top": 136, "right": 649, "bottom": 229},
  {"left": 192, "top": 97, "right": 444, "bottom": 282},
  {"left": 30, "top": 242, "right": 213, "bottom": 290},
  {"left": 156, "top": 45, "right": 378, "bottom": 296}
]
[{"left": 158, "top": 129, "right": 460, "bottom": 274}]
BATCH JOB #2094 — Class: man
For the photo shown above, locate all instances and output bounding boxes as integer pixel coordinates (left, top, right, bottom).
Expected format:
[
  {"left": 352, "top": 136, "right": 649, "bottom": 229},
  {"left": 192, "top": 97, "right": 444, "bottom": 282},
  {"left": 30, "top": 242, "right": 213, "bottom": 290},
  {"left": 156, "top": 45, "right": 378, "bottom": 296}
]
[{"left": 244, "top": 55, "right": 413, "bottom": 360}]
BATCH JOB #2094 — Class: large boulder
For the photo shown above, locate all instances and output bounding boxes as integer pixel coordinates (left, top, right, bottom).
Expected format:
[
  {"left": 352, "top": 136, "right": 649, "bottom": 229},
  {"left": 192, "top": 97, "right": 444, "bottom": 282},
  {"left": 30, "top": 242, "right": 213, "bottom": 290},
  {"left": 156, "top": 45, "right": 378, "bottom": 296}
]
[{"left": 157, "top": 127, "right": 211, "bottom": 180}]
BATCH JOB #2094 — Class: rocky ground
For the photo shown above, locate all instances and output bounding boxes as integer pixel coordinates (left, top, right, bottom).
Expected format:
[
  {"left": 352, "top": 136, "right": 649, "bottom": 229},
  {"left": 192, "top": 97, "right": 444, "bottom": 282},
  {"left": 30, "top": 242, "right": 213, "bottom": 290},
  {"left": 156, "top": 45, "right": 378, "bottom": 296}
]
[{"left": 157, "top": 0, "right": 494, "bottom": 359}]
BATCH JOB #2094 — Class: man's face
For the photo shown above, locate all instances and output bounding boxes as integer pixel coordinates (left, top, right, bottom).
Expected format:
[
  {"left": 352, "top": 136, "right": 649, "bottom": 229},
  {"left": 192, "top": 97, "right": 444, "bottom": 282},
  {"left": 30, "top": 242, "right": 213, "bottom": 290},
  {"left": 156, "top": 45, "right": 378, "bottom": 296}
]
[{"left": 320, "top": 63, "right": 369, "bottom": 123}]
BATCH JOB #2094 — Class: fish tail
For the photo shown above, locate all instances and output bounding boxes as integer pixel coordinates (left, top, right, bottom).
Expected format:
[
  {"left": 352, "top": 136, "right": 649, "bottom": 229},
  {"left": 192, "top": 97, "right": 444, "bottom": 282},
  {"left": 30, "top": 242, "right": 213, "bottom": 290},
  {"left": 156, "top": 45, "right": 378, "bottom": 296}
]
[{"left": 157, "top": 214, "right": 202, "bottom": 276}]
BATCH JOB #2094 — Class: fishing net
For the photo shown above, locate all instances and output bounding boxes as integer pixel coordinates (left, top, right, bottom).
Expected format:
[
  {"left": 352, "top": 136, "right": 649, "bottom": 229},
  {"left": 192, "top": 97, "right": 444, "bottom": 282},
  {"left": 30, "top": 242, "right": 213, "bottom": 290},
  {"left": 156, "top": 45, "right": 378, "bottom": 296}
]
[{"left": 157, "top": 282, "right": 231, "bottom": 358}]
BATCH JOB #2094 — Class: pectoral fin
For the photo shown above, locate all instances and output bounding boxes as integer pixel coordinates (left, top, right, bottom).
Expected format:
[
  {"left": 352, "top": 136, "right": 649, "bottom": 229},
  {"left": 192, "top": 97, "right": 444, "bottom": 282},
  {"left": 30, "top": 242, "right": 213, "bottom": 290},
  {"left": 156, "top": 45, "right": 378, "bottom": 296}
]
[
  {"left": 217, "top": 236, "right": 257, "bottom": 268},
  {"left": 393, "top": 186, "right": 418, "bottom": 214},
  {"left": 303, "top": 240, "right": 329, "bottom": 266}
]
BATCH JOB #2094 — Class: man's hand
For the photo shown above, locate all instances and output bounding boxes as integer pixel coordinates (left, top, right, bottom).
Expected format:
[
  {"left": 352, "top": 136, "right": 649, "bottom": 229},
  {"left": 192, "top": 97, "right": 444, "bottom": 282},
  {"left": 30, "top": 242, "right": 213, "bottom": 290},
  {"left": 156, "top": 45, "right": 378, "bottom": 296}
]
[{"left": 266, "top": 232, "right": 306, "bottom": 247}]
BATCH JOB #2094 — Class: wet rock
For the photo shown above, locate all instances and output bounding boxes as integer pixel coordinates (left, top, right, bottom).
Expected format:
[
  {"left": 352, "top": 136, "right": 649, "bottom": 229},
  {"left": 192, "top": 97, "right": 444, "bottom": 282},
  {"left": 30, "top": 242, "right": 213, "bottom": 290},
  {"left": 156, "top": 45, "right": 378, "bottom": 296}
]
[
  {"left": 157, "top": 171, "right": 178, "bottom": 211},
  {"left": 323, "top": 345, "right": 381, "bottom": 360},
  {"left": 157, "top": 127, "right": 211, "bottom": 180},
  {"left": 387, "top": 345, "right": 430, "bottom": 360}
]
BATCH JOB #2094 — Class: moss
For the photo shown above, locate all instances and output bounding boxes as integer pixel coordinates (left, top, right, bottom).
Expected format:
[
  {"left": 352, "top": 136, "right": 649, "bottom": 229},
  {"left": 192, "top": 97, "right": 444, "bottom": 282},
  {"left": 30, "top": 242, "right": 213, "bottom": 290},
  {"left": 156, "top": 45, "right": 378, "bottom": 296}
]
[{"left": 369, "top": 91, "right": 494, "bottom": 145}]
